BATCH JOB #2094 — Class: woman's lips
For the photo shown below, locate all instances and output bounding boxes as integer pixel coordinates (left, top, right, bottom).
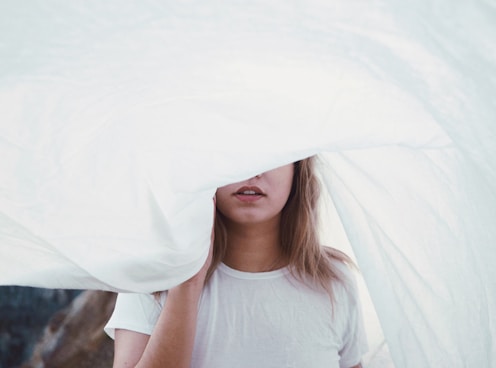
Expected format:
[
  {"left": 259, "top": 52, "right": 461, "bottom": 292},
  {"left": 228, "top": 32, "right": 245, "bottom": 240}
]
[{"left": 234, "top": 186, "right": 265, "bottom": 202}]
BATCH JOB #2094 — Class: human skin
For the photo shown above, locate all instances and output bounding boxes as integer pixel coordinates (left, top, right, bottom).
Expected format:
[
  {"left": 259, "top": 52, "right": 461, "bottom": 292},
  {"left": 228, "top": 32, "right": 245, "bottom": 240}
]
[
  {"left": 215, "top": 163, "right": 294, "bottom": 272},
  {"left": 112, "top": 163, "right": 362, "bottom": 368},
  {"left": 113, "top": 165, "right": 294, "bottom": 368}
]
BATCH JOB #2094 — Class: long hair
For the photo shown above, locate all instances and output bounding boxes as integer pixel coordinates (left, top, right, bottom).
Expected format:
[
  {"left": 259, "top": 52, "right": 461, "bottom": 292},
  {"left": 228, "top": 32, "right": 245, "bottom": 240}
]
[{"left": 206, "top": 156, "right": 354, "bottom": 301}]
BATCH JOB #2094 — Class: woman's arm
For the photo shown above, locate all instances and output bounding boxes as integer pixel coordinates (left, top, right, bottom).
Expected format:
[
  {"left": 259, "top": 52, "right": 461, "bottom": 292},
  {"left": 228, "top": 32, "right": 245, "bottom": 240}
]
[
  {"left": 132, "top": 279, "right": 205, "bottom": 368},
  {"left": 113, "top": 330, "right": 150, "bottom": 367},
  {"left": 113, "top": 281, "right": 204, "bottom": 367},
  {"left": 113, "top": 261, "right": 211, "bottom": 368},
  {"left": 113, "top": 200, "right": 215, "bottom": 368}
]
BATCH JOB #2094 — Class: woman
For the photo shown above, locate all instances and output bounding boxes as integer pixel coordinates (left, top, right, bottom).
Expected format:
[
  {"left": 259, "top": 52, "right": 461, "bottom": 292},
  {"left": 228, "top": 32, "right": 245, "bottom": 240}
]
[{"left": 105, "top": 156, "right": 367, "bottom": 368}]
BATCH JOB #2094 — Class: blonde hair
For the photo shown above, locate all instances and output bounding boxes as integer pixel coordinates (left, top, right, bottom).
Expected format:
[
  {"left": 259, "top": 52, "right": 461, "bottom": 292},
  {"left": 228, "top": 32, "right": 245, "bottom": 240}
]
[{"left": 207, "top": 156, "right": 354, "bottom": 301}]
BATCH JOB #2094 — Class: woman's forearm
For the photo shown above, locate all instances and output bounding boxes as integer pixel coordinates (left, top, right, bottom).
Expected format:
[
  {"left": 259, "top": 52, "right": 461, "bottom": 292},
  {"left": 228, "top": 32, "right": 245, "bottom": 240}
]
[
  {"left": 135, "top": 282, "right": 203, "bottom": 368},
  {"left": 130, "top": 201, "right": 214, "bottom": 368}
]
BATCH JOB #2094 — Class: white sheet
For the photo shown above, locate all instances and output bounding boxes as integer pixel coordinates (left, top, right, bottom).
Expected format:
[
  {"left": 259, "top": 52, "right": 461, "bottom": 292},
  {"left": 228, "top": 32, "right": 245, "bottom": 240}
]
[{"left": 1, "top": 1, "right": 495, "bottom": 367}]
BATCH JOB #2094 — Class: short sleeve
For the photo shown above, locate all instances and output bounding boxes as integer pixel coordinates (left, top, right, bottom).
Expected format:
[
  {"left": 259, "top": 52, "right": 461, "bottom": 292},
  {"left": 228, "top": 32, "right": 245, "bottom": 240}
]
[
  {"left": 104, "top": 292, "right": 163, "bottom": 339},
  {"left": 336, "top": 266, "right": 369, "bottom": 367}
]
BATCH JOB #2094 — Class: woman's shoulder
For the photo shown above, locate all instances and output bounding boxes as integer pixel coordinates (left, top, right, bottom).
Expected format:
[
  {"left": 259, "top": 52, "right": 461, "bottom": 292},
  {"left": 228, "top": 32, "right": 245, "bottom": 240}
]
[
  {"left": 104, "top": 292, "right": 162, "bottom": 339},
  {"left": 323, "top": 245, "right": 355, "bottom": 272},
  {"left": 323, "top": 247, "right": 361, "bottom": 304}
]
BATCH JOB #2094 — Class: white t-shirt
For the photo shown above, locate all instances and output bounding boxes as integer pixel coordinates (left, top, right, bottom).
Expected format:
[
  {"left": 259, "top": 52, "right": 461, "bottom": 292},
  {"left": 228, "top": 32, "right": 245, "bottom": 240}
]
[{"left": 105, "top": 262, "right": 368, "bottom": 368}]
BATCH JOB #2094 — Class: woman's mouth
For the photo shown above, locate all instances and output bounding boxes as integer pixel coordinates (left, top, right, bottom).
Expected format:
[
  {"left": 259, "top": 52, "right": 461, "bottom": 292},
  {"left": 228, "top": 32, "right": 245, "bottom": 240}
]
[{"left": 234, "top": 186, "right": 264, "bottom": 202}]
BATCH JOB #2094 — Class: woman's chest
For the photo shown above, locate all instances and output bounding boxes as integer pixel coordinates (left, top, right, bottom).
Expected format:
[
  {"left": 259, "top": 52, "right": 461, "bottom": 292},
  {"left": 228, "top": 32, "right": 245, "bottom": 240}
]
[{"left": 191, "top": 279, "right": 346, "bottom": 368}]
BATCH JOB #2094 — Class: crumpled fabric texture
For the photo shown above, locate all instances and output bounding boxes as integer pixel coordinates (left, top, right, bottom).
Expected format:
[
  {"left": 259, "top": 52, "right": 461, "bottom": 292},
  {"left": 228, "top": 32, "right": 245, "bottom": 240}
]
[{"left": 1, "top": 1, "right": 495, "bottom": 367}]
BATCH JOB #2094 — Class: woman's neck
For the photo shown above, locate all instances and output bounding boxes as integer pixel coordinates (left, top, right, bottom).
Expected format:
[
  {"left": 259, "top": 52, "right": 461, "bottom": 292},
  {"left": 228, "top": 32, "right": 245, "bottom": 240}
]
[{"left": 222, "top": 218, "right": 287, "bottom": 272}]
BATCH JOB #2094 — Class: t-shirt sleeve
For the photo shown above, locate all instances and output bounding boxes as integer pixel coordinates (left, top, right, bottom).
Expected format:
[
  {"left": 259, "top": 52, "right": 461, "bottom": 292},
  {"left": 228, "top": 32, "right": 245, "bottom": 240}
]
[
  {"left": 337, "top": 267, "right": 369, "bottom": 368},
  {"left": 104, "top": 292, "right": 163, "bottom": 339}
]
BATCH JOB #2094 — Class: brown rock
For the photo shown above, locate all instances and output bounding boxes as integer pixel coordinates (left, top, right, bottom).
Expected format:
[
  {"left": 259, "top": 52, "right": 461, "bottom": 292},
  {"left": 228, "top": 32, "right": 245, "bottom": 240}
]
[{"left": 20, "top": 290, "right": 117, "bottom": 368}]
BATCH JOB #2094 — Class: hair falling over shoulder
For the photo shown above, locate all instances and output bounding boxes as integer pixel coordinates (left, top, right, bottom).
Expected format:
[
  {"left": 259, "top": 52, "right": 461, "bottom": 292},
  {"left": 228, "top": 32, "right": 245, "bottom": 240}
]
[
  {"left": 280, "top": 156, "right": 355, "bottom": 300},
  {"left": 207, "top": 155, "right": 355, "bottom": 302}
]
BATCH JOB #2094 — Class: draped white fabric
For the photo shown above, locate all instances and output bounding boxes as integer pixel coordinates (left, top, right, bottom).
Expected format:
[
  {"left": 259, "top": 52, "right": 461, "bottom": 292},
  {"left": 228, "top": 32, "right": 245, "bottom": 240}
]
[{"left": 1, "top": 1, "right": 495, "bottom": 367}]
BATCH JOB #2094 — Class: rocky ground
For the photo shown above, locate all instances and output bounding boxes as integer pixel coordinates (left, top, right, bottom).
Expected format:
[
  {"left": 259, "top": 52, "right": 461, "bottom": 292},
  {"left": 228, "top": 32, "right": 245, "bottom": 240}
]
[{"left": 0, "top": 287, "right": 116, "bottom": 368}]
